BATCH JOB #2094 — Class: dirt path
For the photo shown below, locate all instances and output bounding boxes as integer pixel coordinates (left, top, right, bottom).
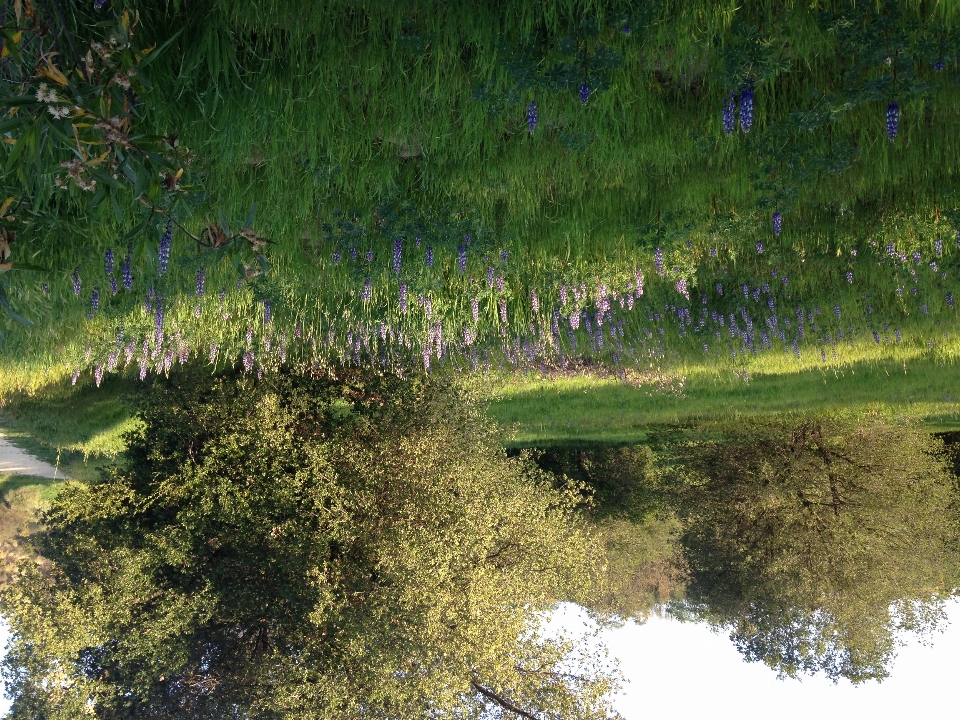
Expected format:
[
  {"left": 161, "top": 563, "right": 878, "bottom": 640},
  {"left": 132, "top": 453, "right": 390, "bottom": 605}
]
[{"left": 0, "top": 433, "right": 64, "bottom": 479}]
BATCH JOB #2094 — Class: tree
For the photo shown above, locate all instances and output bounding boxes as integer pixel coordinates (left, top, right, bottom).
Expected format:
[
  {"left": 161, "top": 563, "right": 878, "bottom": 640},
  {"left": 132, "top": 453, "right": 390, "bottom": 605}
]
[
  {"left": 0, "top": 369, "right": 621, "bottom": 719},
  {"left": 657, "top": 414, "right": 960, "bottom": 683}
]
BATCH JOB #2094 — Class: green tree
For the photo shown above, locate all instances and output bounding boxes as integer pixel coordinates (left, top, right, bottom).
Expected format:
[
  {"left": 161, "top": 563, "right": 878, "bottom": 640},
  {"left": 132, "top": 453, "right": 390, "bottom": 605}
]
[
  {"left": 658, "top": 414, "right": 960, "bottom": 684},
  {"left": 0, "top": 369, "right": 621, "bottom": 719}
]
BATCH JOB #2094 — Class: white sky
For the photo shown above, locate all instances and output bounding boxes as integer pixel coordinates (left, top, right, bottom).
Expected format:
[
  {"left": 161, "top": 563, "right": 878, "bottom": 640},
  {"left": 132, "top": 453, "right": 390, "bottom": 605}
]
[{"left": 2, "top": 602, "right": 959, "bottom": 717}]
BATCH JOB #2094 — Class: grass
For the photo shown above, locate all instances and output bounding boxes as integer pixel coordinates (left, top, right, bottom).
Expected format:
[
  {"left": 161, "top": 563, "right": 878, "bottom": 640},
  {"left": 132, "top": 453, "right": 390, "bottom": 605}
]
[{"left": 0, "top": 474, "right": 66, "bottom": 587}]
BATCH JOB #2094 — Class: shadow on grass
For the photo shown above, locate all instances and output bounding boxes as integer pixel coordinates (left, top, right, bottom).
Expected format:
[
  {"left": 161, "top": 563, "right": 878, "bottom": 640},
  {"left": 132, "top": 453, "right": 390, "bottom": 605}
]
[{"left": 0, "top": 475, "right": 65, "bottom": 505}]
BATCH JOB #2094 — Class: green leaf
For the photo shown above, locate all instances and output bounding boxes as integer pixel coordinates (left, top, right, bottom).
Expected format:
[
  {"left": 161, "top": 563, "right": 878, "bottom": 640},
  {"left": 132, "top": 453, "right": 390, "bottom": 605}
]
[
  {"left": 218, "top": 210, "right": 231, "bottom": 238},
  {"left": 0, "top": 283, "right": 33, "bottom": 327},
  {"left": 137, "top": 29, "right": 185, "bottom": 71},
  {"left": 111, "top": 190, "right": 125, "bottom": 225},
  {"left": 243, "top": 202, "right": 258, "bottom": 229}
]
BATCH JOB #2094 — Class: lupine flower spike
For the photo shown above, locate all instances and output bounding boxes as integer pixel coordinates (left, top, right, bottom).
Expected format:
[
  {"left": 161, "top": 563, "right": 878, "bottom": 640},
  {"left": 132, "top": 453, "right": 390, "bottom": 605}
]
[
  {"left": 722, "top": 93, "right": 736, "bottom": 135},
  {"left": 772, "top": 211, "right": 782, "bottom": 236},
  {"left": 72, "top": 269, "right": 81, "bottom": 295},
  {"left": 527, "top": 101, "right": 538, "bottom": 135},
  {"left": 578, "top": 83, "right": 591, "bottom": 104},
  {"left": 158, "top": 217, "right": 173, "bottom": 275},
  {"left": 886, "top": 103, "right": 900, "bottom": 141},
  {"left": 104, "top": 248, "right": 115, "bottom": 275},
  {"left": 739, "top": 80, "right": 754, "bottom": 132}
]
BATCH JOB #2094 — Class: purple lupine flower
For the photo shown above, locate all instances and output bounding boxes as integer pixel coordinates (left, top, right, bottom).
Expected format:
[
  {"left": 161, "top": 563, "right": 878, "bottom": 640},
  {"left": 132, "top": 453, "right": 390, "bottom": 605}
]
[
  {"left": 263, "top": 299, "right": 272, "bottom": 325},
  {"left": 196, "top": 267, "right": 206, "bottom": 298},
  {"left": 767, "top": 296, "right": 775, "bottom": 311},
  {"left": 947, "top": 292, "right": 954, "bottom": 309},
  {"left": 486, "top": 267, "right": 495, "bottom": 287},
  {"left": 94, "top": 363, "right": 104, "bottom": 387},
  {"left": 716, "top": 282, "right": 723, "bottom": 295},
  {"left": 895, "top": 328, "right": 902, "bottom": 342},
  {"left": 496, "top": 275, "right": 504, "bottom": 293},
  {"left": 742, "top": 283, "right": 749, "bottom": 297},
  {"left": 91, "top": 287, "right": 100, "bottom": 312},
  {"left": 931, "top": 261, "right": 939, "bottom": 272},
  {"left": 886, "top": 242, "right": 896, "bottom": 257},
  {"left": 913, "top": 250, "right": 921, "bottom": 264},
  {"left": 415, "top": 236, "right": 421, "bottom": 248},
  {"left": 243, "top": 350, "right": 254, "bottom": 372},
  {"left": 739, "top": 79, "right": 754, "bottom": 132},
  {"left": 498, "top": 299, "right": 507, "bottom": 323},
  {"left": 104, "top": 248, "right": 115, "bottom": 275},
  {"left": 360, "top": 279, "right": 371, "bottom": 301},
  {"left": 122, "top": 254, "right": 132, "bottom": 290},
  {"left": 635, "top": 269, "right": 644, "bottom": 296},
  {"left": 772, "top": 211, "right": 782, "bottom": 236},
  {"left": 209, "top": 342, "right": 218, "bottom": 364},
  {"left": 71, "top": 368, "right": 81, "bottom": 385},
  {"left": 399, "top": 283, "right": 408, "bottom": 313},
  {"left": 109, "top": 276, "right": 118, "bottom": 295},
  {"left": 756, "top": 240, "right": 764, "bottom": 254},
  {"left": 578, "top": 83, "right": 591, "bottom": 104},
  {"left": 922, "top": 304, "right": 929, "bottom": 313},
  {"left": 457, "top": 244, "right": 467, "bottom": 272},
  {"left": 654, "top": 248, "right": 664, "bottom": 275},
  {"left": 194, "top": 306, "right": 201, "bottom": 318},
  {"left": 425, "top": 296, "right": 433, "bottom": 319},
  {"left": 158, "top": 217, "right": 173, "bottom": 275},
  {"left": 333, "top": 251, "right": 341, "bottom": 265},
  {"left": 531, "top": 290, "right": 539, "bottom": 313},
  {"left": 846, "top": 271, "right": 853, "bottom": 283},
  {"left": 886, "top": 102, "right": 900, "bottom": 141},
  {"left": 350, "top": 247, "right": 357, "bottom": 261},
  {"left": 471, "top": 297, "right": 480, "bottom": 323},
  {"left": 362, "top": 249, "right": 371, "bottom": 262},
  {"left": 935, "top": 238, "right": 944, "bottom": 256},
  {"left": 219, "top": 287, "right": 226, "bottom": 304},
  {"left": 833, "top": 306, "right": 841, "bottom": 318},
  {"left": 710, "top": 247, "right": 717, "bottom": 257},
  {"left": 934, "top": 61, "right": 945, "bottom": 72},
  {"left": 72, "top": 269, "right": 81, "bottom": 295},
  {"left": 393, "top": 238, "right": 402, "bottom": 274},
  {"left": 501, "top": 249, "right": 509, "bottom": 263},
  {"left": 722, "top": 93, "right": 737, "bottom": 135},
  {"left": 527, "top": 100, "right": 538, "bottom": 135},
  {"left": 426, "top": 246, "right": 434, "bottom": 267}
]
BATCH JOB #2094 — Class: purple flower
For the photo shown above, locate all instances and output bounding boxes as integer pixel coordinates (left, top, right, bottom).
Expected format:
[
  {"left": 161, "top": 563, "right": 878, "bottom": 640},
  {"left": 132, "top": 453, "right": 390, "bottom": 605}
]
[
  {"left": 109, "top": 276, "right": 118, "bottom": 295},
  {"left": 393, "top": 238, "right": 402, "bottom": 274},
  {"left": 104, "top": 248, "right": 115, "bottom": 275},
  {"left": 457, "top": 244, "right": 467, "bottom": 272},
  {"left": 365, "top": 249, "right": 373, "bottom": 262},
  {"left": 415, "top": 236, "right": 421, "bottom": 248},
  {"left": 934, "top": 61, "right": 945, "bottom": 72},
  {"left": 560, "top": 285, "right": 568, "bottom": 305},
  {"left": 501, "top": 249, "right": 508, "bottom": 263},
  {"left": 834, "top": 305, "right": 841, "bottom": 318},
  {"left": 886, "top": 102, "right": 900, "bottom": 141},
  {"left": 742, "top": 283, "right": 749, "bottom": 297},
  {"left": 935, "top": 237, "right": 944, "bottom": 256},
  {"left": 530, "top": 290, "right": 539, "bottom": 313},
  {"left": 846, "top": 271, "right": 853, "bottom": 283},
  {"left": 209, "top": 342, "right": 218, "bottom": 364},
  {"left": 922, "top": 304, "right": 928, "bottom": 313},
  {"left": 895, "top": 328, "right": 902, "bottom": 342},
  {"left": 722, "top": 93, "right": 737, "bottom": 135},
  {"left": 95, "top": 364, "right": 104, "bottom": 387},
  {"left": 772, "top": 211, "right": 782, "bottom": 236},
  {"left": 498, "top": 299, "right": 507, "bottom": 323},
  {"left": 739, "top": 79, "right": 754, "bottom": 132},
  {"left": 350, "top": 247, "right": 357, "bottom": 261},
  {"left": 243, "top": 350, "right": 254, "bottom": 372},
  {"left": 716, "top": 282, "right": 723, "bottom": 296},
  {"left": 158, "top": 217, "right": 173, "bottom": 275},
  {"left": 333, "top": 251, "right": 341, "bottom": 265},
  {"left": 426, "top": 246, "right": 434, "bottom": 267},
  {"left": 487, "top": 267, "right": 495, "bottom": 287},
  {"left": 578, "top": 83, "right": 591, "bottom": 104},
  {"left": 496, "top": 275, "right": 504, "bottom": 293},
  {"left": 931, "top": 261, "right": 939, "bottom": 272},
  {"left": 91, "top": 287, "right": 100, "bottom": 312},
  {"left": 72, "top": 269, "right": 81, "bottom": 295},
  {"left": 360, "top": 279, "right": 371, "bottom": 300},
  {"left": 635, "top": 268, "right": 644, "bottom": 295},
  {"left": 948, "top": 292, "right": 954, "bottom": 309},
  {"left": 527, "top": 100, "right": 538, "bottom": 135},
  {"left": 654, "top": 248, "right": 664, "bottom": 275},
  {"left": 263, "top": 299, "right": 272, "bottom": 325},
  {"left": 676, "top": 278, "right": 689, "bottom": 300},
  {"left": 472, "top": 298, "right": 480, "bottom": 322},
  {"left": 197, "top": 266, "right": 206, "bottom": 298},
  {"left": 399, "top": 283, "right": 408, "bottom": 313},
  {"left": 94, "top": 0, "right": 107, "bottom": 10},
  {"left": 710, "top": 247, "right": 717, "bottom": 257},
  {"left": 119, "top": 254, "right": 132, "bottom": 290},
  {"left": 194, "top": 306, "right": 201, "bottom": 318},
  {"left": 756, "top": 240, "right": 764, "bottom": 254}
]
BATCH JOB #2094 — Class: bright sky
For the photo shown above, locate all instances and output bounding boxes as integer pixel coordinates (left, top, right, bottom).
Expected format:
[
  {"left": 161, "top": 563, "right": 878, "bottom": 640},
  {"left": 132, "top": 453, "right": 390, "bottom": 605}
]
[{"left": 2, "top": 603, "right": 959, "bottom": 716}]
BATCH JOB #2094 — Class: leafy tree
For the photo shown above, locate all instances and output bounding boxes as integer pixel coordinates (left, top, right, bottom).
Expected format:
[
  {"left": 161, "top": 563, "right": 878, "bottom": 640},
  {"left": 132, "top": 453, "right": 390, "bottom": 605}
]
[
  {"left": 657, "top": 414, "right": 960, "bottom": 684},
  {"left": 0, "top": 369, "right": 621, "bottom": 719}
]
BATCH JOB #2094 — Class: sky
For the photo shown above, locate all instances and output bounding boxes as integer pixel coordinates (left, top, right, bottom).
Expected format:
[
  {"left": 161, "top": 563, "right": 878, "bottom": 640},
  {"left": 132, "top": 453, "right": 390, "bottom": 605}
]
[{"left": 2, "top": 602, "right": 959, "bottom": 717}]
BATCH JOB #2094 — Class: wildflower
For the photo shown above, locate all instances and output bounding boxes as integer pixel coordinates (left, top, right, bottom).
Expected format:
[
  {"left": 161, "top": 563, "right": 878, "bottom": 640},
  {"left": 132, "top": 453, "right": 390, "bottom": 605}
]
[
  {"left": 531, "top": 291, "right": 539, "bottom": 313},
  {"left": 655, "top": 248, "right": 664, "bottom": 275},
  {"left": 104, "top": 248, "right": 115, "bottom": 275},
  {"left": 71, "top": 368, "right": 81, "bottom": 385},
  {"left": 578, "top": 83, "right": 591, "bottom": 104},
  {"left": 722, "top": 93, "right": 736, "bottom": 135},
  {"left": 886, "top": 102, "right": 900, "bottom": 141},
  {"left": 710, "top": 247, "right": 717, "bottom": 257},
  {"left": 767, "top": 296, "right": 775, "bottom": 311},
  {"left": 636, "top": 268, "right": 644, "bottom": 295},
  {"left": 499, "top": 299, "right": 507, "bottom": 323},
  {"left": 197, "top": 266, "right": 206, "bottom": 298},
  {"left": 772, "top": 211, "right": 782, "bottom": 236},
  {"left": 471, "top": 297, "right": 480, "bottom": 323},
  {"left": 948, "top": 292, "right": 955, "bottom": 309},
  {"left": 72, "top": 269, "right": 81, "bottom": 295},
  {"left": 263, "top": 299, "right": 272, "bottom": 325},
  {"left": 496, "top": 275, "right": 504, "bottom": 293},
  {"left": 716, "top": 282, "right": 723, "bottom": 296},
  {"left": 399, "top": 283, "right": 408, "bottom": 313},
  {"left": 756, "top": 240, "right": 764, "bottom": 254},
  {"left": 415, "top": 236, "right": 422, "bottom": 248},
  {"left": 921, "top": 304, "right": 928, "bottom": 314},
  {"left": 333, "top": 251, "right": 341, "bottom": 264},
  {"left": 739, "top": 79, "right": 754, "bottom": 132},
  {"left": 934, "top": 61, "right": 945, "bottom": 72},
  {"left": 350, "top": 247, "right": 357, "bottom": 261},
  {"left": 194, "top": 306, "right": 201, "bottom": 318},
  {"left": 846, "top": 271, "right": 853, "bottom": 283},
  {"left": 742, "top": 283, "right": 749, "bottom": 298},
  {"left": 154, "top": 300, "right": 164, "bottom": 345},
  {"left": 109, "top": 276, "right": 118, "bottom": 295},
  {"left": 457, "top": 244, "right": 467, "bottom": 272},
  {"left": 426, "top": 246, "right": 434, "bottom": 267},
  {"left": 676, "top": 278, "right": 689, "bottom": 300},
  {"left": 243, "top": 351, "right": 254, "bottom": 372},
  {"left": 931, "top": 261, "right": 939, "bottom": 272},
  {"left": 527, "top": 100, "right": 538, "bottom": 135},
  {"left": 360, "top": 279, "right": 371, "bottom": 300},
  {"left": 560, "top": 285, "right": 568, "bottom": 305},
  {"left": 158, "top": 217, "right": 173, "bottom": 275},
  {"left": 91, "top": 287, "right": 100, "bottom": 312},
  {"left": 895, "top": 328, "right": 902, "bottom": 342},
  {"left": 913, "top": 251, "right": 921, "bottom": 265}
]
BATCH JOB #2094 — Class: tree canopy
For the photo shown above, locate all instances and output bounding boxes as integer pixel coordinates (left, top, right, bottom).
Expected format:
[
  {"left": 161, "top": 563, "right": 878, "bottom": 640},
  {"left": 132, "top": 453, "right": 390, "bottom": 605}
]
[
  {"left": 656, "top": 414, "right": 960, "bottom": 683},
  {"left": 1, "top": 369, "right": 621, "bottom": 719}
]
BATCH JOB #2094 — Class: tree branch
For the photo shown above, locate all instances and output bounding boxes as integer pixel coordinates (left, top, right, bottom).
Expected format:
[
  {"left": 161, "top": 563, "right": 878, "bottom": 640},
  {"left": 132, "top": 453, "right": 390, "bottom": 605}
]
[{"left": 471, "top": 679, "right": 541, "bottom": 720}]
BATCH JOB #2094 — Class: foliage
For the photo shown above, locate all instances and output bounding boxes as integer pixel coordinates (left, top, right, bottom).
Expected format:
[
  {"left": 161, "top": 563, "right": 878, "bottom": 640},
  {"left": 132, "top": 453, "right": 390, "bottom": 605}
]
[
  {"left": 0, "top": 368, "right": 622, "bottom": 719},
  {"left": 655, "top": 413, "right": 960, "bottom": 683}
]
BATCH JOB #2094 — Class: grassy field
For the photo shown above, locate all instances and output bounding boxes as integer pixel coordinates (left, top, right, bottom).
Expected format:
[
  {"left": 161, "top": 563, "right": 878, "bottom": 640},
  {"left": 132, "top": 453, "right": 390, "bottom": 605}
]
[{"left": 0, "top": 474, "right": 66, "bottom": 587}]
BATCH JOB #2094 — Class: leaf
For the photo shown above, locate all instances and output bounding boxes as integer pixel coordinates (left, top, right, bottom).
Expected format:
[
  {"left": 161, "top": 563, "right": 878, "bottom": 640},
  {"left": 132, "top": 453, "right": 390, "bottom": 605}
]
[
  {"left": 39, "top": 59, "right": 69, "bottom": 88},
  {"left": 7, "top": 262, "right": 47, "bottom": 272},
  {"left": 0, "top": 283, "right": 33, "bottom": 327},
  {"left": 243, "top": 202, "right": 258, "bottom": 229},
  {"left": 218, "top": 210, "right": 231, "bottom": 238},
  {"left": 137, "top": 29, "right": 184, "bottom": 71},
  {"left": 0, "top": 263, "right": 11, "bottom": 273},
  {"left": 0, "top": 197, "right": 14, "bottom": 217},
  {"left": 111, "top": 190, "right": 125, "bottom": 225}
]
